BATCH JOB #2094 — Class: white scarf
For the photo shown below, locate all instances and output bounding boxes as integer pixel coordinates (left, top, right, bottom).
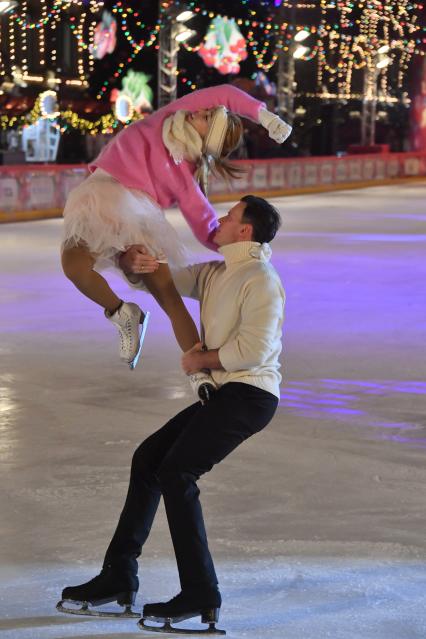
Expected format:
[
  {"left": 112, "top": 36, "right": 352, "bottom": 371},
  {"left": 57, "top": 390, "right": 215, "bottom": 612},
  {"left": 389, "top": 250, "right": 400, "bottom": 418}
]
[{"left": 162, "top": 110, "right": 203, "bottom": 165}]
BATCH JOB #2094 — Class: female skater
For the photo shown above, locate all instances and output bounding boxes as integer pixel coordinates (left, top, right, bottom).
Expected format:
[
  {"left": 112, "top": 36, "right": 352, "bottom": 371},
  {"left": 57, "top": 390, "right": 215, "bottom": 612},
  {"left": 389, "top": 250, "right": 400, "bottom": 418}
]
[{"left": 61, "top": 83, "right": 291, "bottom": 397}]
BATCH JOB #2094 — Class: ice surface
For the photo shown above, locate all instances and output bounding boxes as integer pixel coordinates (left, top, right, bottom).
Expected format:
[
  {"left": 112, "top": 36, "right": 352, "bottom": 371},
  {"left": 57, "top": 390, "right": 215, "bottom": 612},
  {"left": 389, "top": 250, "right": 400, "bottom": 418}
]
[{"left": 0, "top": 183, "right": 425, "bottom": 638}]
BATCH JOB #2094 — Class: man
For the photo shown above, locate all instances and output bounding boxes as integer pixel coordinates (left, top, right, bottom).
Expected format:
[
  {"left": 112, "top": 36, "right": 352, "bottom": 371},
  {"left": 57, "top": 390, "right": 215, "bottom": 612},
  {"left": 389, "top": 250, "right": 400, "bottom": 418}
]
[{"left": 57, "top": 195, "right": 285, "bottom": 634}]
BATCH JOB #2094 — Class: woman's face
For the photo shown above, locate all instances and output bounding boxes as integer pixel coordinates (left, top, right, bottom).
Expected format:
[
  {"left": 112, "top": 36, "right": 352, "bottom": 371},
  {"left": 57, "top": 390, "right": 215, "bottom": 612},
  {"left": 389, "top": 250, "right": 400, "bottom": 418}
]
[{"left": 187, "top": 108, "right": 214, "bottom": 139}]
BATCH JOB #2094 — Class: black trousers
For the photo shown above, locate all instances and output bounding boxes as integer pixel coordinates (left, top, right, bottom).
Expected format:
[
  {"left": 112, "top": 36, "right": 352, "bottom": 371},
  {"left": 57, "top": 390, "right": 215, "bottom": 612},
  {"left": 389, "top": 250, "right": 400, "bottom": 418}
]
[{"left": 104, "top": 382, "right": 278, "bottom": 591}]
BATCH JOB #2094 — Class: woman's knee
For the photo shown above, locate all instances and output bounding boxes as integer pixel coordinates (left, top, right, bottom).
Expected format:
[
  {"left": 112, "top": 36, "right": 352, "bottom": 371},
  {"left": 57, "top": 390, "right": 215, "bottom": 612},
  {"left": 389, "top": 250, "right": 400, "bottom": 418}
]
[{"left": 61, "top": 246, "right": 94, "bottom": 283}]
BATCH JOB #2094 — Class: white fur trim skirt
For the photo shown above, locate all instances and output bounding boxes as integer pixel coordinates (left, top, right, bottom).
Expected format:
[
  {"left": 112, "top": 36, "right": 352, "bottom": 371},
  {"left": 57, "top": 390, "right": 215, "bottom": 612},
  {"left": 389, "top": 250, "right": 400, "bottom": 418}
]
[{"left": 62, "top": 168, "right": 191, "bottom": 271}]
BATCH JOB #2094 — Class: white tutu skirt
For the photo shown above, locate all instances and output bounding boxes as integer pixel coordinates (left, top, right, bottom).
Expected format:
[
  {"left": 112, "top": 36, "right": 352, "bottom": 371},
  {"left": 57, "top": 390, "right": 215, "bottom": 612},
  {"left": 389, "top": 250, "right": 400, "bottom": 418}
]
[{"left": 62, "top": 169, "right": 191, "bottom": 271}]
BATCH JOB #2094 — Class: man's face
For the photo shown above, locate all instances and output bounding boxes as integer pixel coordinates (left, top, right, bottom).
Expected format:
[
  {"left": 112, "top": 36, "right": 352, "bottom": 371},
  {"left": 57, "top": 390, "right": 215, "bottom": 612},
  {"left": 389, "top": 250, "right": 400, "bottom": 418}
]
[
  {"left": 214, "top": 201, "right": 252, "bottom": 246},
  {"left": 186, "top": 108, "right": 214, "bottom": 139}
]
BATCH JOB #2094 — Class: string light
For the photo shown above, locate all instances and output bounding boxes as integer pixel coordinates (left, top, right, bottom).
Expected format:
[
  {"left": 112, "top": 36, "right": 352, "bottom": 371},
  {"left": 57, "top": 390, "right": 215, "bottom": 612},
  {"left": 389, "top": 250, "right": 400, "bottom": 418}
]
[
  {"left": 0, "top": 0, "right": 424, "bottom": 123},
  {"left": 20, "top": 0, "right": 28, "bottom": 76},
  {"left": 39, "top": 0, "right": 47, "bottom": 67},
  {"left": 8, "top": 11, "right": 16, "bottom": 74}
]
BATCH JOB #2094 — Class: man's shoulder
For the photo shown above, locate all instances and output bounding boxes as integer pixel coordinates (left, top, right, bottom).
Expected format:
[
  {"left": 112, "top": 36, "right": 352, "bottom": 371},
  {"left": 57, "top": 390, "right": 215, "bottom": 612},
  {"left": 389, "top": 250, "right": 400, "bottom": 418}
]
[
  {"left": 186, "top": 258, "right": 224, "bottom": 280},
  {"left": 245, "top": 259, "right": 281, "bottom": 280},
  {"left": 192, "top": 258, "right": 224, "bottom": 271},
  {"left": 243, "top": 261, "right": 284, "bottom": 295}
]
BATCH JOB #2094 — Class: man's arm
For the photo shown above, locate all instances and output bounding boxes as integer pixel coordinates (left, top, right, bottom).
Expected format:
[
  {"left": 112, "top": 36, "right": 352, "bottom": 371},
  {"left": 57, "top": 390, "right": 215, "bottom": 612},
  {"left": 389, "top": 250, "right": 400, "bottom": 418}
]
[{"left": 218, "top": 275, "right": 285, "bottom": 372}]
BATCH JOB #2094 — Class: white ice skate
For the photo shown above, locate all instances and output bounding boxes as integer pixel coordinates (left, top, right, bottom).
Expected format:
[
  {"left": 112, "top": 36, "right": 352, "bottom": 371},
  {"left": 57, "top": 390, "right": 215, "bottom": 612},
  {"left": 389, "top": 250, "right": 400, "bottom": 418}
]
[
  {"left": 105, "top": 301, "right": 150, "bottom": 370},
  {"left": 189, "top": 371, "right": 218, "bottom": 405}
]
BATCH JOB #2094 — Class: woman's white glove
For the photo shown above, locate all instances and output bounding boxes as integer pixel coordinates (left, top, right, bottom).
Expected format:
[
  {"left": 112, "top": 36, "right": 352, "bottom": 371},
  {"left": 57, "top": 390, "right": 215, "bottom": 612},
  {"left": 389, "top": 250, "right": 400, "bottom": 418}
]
[{"left": 258, "top": 108, "right": 292, "bottom": 144}]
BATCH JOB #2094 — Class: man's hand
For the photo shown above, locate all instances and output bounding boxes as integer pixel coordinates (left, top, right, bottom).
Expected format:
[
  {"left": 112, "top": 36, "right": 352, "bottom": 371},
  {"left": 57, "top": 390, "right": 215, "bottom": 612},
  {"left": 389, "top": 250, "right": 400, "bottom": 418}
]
[
  {"left": 181, "top": 342, "right": 204, "bottom": 375},
  {"left": 182, "top": 343, "right": 224, "bottom": 374},
  {"left": 119, "top": 245, "right": 160, "bottom": 275}
]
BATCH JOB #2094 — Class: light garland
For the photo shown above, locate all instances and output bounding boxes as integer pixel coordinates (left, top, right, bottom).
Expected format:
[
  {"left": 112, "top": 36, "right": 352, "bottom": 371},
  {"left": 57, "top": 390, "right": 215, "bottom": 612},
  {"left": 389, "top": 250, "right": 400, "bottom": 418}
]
[
  {"left": 0, "top": 98, "right": 143, "bottom": 134},
  {"left": 10, "top": 1, "right": 65, "bottom": 29},
  {"left": 112, "top": 3, "right": 161, "bottom": 53},
  {"left": 0, "top": 0, "right": 424, "bottom": 118}
]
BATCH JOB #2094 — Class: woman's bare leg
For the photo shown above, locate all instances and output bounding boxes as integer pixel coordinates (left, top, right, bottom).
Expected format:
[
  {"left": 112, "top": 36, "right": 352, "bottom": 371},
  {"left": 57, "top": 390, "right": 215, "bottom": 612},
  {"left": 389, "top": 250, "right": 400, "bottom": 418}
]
[
  {"left": 61, "top": 244, "right": 121, "bottom": 314},
  {"left": 141, "top": 263, "right": 199, "bottom": 352}
]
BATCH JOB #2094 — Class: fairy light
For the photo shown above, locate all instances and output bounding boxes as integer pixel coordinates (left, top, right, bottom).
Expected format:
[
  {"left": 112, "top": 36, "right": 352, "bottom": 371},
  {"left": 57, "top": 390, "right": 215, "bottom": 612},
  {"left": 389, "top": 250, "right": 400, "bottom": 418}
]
[
  {"left": 88, "top": 17, "right": 96, "bottom": 74},
  {"left": 111, "top": 3, "right": 161, "bottom": 53},
  {"left": 0, "top": 0, "right": 424, "bottom": 120},
  {"left": 0, "top": 11, "right": 4, "bottom": 78},
  {"left": 10, "top": 0, "right": 64, "bottom": 29},
  {"left": 20, "top": 1, "right": 28, "bottom": 75},
  {"left": 77, "top": 11, "right": 87, "bottom": 83},
  {"left": 51, "top": 10, "right": 59, "bottom": 70},
  {"left": 8, "top": 12, "right": 16, "bottom": 73},
  {"left": 39, "top": 0, "right": 47, "bottom": 67}
]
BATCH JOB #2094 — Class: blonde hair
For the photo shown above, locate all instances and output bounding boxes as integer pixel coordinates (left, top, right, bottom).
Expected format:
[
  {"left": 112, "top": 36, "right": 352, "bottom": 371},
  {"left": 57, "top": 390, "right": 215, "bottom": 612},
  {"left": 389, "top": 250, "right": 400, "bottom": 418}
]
[{"left": 197, "top": 112, "right": 246, "bottom": 195}]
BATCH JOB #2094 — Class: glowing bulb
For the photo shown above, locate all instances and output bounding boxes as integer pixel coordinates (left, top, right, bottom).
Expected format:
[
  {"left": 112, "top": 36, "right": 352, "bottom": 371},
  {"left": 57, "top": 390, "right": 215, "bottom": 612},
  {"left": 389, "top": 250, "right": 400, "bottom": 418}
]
[
  {"left": 294, "top": 30, "right": 309, "bottom": 42},
  {"left": 176, "top": 10, "right": 194, "bottom": 22},
  {"left": 175, "top": 29, "right": 195, "bottom": 42},
  {"left": 376, "top": 56, "right": 392, "bottom": 68},
  {"left": 293, "top": 45, "right": 309, "bottom": 58}
]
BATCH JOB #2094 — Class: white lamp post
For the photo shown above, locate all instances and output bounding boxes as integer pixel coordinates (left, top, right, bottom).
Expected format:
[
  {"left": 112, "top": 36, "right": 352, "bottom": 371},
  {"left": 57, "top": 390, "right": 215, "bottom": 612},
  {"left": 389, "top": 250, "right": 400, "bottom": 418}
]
[
  {"left": 158, "top": 2, "right": 195, "bottom": 108},
  {"left": 361, "top": 50, "right": 392, "bottom": 146},
  {"left": 276, "top": 0, "right": 311, "bottom": 125}
]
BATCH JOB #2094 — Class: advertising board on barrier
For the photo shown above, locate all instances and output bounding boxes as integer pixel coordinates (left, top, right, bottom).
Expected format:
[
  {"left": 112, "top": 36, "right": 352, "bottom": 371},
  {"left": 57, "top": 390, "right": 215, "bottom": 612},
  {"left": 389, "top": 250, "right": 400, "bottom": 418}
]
[{"left": 0, "top": 153, "right": 425, "bottom": 222}]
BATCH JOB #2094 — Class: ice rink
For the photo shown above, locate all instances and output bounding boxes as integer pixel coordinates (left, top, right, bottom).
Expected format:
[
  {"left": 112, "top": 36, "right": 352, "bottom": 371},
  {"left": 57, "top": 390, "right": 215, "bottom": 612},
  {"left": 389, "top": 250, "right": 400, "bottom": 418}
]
[{"left": 1, "top": 182, "right": 425, "bottom": 639}]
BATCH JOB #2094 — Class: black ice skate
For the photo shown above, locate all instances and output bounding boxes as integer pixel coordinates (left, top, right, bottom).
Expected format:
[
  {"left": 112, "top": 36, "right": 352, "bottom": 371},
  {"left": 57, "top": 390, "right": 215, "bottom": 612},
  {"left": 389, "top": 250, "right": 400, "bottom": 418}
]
[
  {"left": 56, "top": 566, "right": 140, "bottom": 618},
  {"left": 139, "top": 590, "right": 225, "bottom": 635}
]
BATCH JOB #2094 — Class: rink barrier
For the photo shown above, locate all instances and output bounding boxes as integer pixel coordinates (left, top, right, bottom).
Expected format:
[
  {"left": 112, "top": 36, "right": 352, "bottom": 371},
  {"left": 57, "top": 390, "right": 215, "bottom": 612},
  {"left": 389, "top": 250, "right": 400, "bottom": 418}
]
[{"left": 1, "top": 152, "right": 425, "bottom": 223}]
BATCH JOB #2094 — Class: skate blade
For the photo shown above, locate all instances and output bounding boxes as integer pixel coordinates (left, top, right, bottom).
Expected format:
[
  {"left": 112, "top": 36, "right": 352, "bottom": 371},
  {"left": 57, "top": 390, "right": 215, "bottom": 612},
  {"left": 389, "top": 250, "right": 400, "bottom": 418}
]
[
  {"left": 129, "top": 311, "right": 150, "bottom": 370},
  {"left": 138, "top": 618, "right": 226, "bottom": 635},
  {"left": 56, "top": 599, "right": 140, "bottom": 618}
]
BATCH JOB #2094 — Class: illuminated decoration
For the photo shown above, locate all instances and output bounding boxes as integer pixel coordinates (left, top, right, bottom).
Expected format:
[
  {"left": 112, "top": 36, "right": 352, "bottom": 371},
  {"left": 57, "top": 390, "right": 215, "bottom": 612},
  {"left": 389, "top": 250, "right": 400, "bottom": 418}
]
[
  {"left": 96, "top": 3, "right": 161, "bottom": 100},
  {"left": 121, "top": 70, "right": 153, "bottom": 112},
  {"left": 90, "top": 10, "right": 117, "bottom": 59},
  {"left": 315, "top": 0, "right": 425, "bottom": 101},
  {"left": 0, "top": 0, "right": 424, "bottom": 126},
  {"left": 110, "top": 70, "right": 153, "bottom": 122},
  {"left": 39, "top": 90, "right": 60, "bottom": 118},
  {"left": 113, "top": 94, "right": 134, "bottom": 123},
  {"left": 198, "top": 16, "right": 248, "bottom": 75},
  {"left": 255, "top": 71, "right": 276, "bottom": 96},
  {"left": 112, "top": 3, "right": 161, "bottom": 52},
  {"left": 22, "top": 117, "right": 61, "bottom": 161}
]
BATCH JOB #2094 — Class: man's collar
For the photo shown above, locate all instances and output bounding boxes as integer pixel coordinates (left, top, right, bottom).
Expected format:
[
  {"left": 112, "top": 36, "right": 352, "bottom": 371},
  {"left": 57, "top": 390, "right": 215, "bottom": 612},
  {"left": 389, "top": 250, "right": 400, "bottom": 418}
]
[{"left": 218, "top": 241, "right": 272, "bottom": 266}]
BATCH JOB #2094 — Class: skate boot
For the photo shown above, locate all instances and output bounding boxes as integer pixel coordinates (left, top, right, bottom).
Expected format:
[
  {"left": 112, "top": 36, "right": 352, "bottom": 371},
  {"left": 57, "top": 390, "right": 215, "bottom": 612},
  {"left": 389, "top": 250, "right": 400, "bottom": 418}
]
[
  {"left": 139, "top": 588, "right": 225, "bottom": 635},
  {"left": 56, "top": 566, "right": 140, "bottom": 618},
  {"left": 189, "top": 371, "right": 217, "bottom": 405},
  {"left": 105, "top": 301, "right": 150, "bottom": 370}
]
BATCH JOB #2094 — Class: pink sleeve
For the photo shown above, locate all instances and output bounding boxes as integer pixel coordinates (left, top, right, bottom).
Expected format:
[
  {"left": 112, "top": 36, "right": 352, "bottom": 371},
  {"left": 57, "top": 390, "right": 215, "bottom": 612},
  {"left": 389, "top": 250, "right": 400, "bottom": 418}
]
[
  {"left": 154, "top": 84, "right": 265, "bottom": 123},
  {"left": 176, "top": 173, "right": 220, "bottom": 252}
]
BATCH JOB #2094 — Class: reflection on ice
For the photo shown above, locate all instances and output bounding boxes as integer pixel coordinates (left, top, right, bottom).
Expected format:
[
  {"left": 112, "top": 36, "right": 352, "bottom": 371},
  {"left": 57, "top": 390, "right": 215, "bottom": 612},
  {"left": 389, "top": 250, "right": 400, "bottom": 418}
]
[{"left": 280, "top": 380, "right": 426, "bottom": 448}]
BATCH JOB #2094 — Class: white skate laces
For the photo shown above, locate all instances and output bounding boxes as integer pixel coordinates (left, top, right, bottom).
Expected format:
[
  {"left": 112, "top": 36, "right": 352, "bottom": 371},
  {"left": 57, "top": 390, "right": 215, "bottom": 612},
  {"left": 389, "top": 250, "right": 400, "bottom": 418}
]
[{"left": 105, "top": 301, "right": 150, "bottom": 370}]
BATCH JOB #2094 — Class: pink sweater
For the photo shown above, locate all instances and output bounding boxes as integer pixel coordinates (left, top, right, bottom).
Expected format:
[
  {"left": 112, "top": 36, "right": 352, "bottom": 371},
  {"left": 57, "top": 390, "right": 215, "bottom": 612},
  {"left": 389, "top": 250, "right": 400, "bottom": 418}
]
[{"left": 89, "top": 85, "right": 265, "bottom": 251}]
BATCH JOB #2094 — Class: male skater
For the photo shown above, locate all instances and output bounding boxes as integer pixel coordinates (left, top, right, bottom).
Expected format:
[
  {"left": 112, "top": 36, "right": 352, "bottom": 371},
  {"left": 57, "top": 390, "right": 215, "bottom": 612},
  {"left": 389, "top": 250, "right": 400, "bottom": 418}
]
[{"left": 57, "top": 195, "right": 285, "bottom": 634}]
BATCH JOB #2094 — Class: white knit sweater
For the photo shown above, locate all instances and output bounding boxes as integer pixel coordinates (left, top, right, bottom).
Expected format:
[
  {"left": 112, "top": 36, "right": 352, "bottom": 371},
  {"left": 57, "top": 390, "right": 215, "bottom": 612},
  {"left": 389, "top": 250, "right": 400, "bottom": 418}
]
[{"left": 128, "top": 241, "right": 285, "bottom": 398}]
